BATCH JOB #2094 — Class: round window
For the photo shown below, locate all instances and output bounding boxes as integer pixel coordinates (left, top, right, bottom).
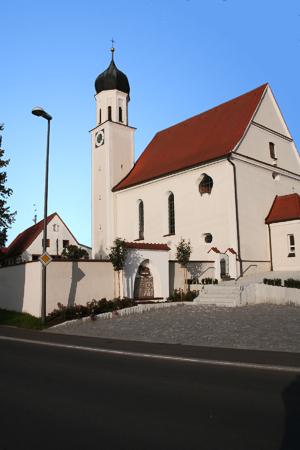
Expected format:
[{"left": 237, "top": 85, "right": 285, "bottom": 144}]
[{"left": 204, "top": 233, "right": 213, "bottom": 243}]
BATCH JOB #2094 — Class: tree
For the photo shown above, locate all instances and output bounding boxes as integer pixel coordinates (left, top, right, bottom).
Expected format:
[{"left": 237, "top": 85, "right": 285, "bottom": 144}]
[
  {"left": 0, "top": 124, "right": 16, "bottom": 250},
  {"left": 61, "top": 245, "right": 89, "bottom": 260},
  {"left": 108, "top": 237, "right": 128, "bottom": 298},
  {"left": 175, "top": 238, "right": 192, "bottom": 297}
]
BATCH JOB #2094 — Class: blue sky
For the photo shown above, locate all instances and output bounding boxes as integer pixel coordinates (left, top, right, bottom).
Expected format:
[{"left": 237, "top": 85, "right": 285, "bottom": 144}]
[{"left": 1, "top": 0, "right": 299, "bottom": 248}]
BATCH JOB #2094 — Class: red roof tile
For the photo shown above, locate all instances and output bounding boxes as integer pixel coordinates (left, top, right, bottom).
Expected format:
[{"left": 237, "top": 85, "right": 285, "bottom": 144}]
[
  {"left": 265, "top": 194, "right": 300, "bottom": 224},
  {"left": 126, "top": 242, "right": 170, "bottom": 251},
  {"left": 226, "top": 248, "right": 237, "bottom": 254},
  {"left": 207, "top": 247, "right": 221, "bottom": 254},
  {"left": 114, "top": 84, "right": 268, "bottom": 191},
  {"left": 4, "top": 213, "right": 79, "bottom": 258}
]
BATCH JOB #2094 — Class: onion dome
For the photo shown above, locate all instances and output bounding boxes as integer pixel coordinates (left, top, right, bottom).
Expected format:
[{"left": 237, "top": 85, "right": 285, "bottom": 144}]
[{"left": 95, "top": 47, "right": 130, "bottom": 95}]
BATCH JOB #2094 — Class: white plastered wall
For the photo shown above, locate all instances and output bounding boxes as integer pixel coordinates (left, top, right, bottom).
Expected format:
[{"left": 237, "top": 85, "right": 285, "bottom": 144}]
[
  {"left": 269, "top": 220, "right": 300, "bottom": 271},
  {"left": 116, "top": 159, "right": 238, "bottom": 262},
  {"left": 91, "top": 118, "right": 135, "bottom": 259},
  {"left": 0, "top": 260, "right": 115, "bottom": 317},
  {"left": 234, "top": 157, "right": 300, "bottom": 270}
]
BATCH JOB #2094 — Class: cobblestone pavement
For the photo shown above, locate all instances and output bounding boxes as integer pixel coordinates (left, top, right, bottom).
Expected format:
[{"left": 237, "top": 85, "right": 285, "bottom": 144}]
[{"left": 47, "top": 304, "right": 300, "bottom": 353}]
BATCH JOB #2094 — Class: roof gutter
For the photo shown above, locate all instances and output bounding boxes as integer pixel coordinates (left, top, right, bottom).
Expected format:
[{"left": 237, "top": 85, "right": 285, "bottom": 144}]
[{"left": 227, "top": 154, "right": 243, "bottom": 277}]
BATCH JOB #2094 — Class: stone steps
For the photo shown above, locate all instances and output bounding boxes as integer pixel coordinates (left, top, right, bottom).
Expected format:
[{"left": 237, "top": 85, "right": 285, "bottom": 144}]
[{"left": 194, "top": 285, "right": 240, "bottom": 307}]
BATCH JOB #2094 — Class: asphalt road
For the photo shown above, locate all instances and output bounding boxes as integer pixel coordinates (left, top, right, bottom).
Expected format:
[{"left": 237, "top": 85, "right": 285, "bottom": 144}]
[{"left": 0, "top": 327, "right": 300, "bottom": 450}]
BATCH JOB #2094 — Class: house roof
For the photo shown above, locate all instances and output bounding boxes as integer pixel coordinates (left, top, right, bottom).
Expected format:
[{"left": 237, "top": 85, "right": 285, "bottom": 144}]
[
  {"left": 5, "top": 213, "right": 78, "bottom": 258},
  {"left": 114, "top": 83, "right": 268, "bottom": 191},
  {"left": 126, "top": 242, "right": 170, "bottom": 251},
  {"left": 265, "top": 194, "right": 300, "bottom": 224}
]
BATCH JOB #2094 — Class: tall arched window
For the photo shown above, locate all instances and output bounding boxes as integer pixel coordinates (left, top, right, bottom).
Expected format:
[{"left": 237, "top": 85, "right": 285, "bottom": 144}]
[
  {"left": 139, "top": 201, "right": 144, "bottom": 239},
  {"left": 168, "top": 193, "right": 175, "bottom": 234}
]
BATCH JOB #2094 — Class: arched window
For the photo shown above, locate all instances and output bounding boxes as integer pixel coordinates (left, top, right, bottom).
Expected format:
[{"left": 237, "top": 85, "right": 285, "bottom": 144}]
[
  {"left": 139, "top": 201, "right": 144, "bottom": 239},
  {"left": 199, "top": 174, "right": 213, "bottom": 196},
  {"left": 168, "top": 193, "right": 175, "bottom": 234}
]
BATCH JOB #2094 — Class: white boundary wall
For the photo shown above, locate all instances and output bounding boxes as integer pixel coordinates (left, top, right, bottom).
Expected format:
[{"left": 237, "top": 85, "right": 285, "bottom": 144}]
[
  {"left": 240, "top": 283, "right": 300, "bottom": 306},
  {"left": 0, "top": 260, "right": 115, "bottom": 317}
]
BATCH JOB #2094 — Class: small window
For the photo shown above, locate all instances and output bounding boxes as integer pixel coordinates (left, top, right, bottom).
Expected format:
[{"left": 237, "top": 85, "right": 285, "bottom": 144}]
[
  {"left": 204, "top": 233, "right": 213, "bottom": 244},
  {"left": 108, "top": 106, "right": 112, "bottom": 121},
  {"left": 119, "top": 107, "right": 123, "bottom": 122},
  {"left": 272, "top": 172, "right": 279, "bottom": 180},
  {"left": 269, "top": 142, "right": 276, "bottom": 160},
  {"left": 42, "top": 239, "right": 50, "bottom": 248},
  {"left": 139, "top": 201, "right": 144, "bottom": 240},
  {"left": 288, "top": 234, "right": 295, "bottom": 257},
  {"left": 53, "top": 224, "right": 59, "bottom": 232},
  {"left": 199, "top": 174, "right": 213, "bottom": 196},
  {"left": 99, "top": 109, "right": 101, "bottom": 124},
  {"left": 168, "top": 193, "right": 175, "bottom": 234},
  {"left": 63, "top": 240, "right": 69, "bottom": 248}
]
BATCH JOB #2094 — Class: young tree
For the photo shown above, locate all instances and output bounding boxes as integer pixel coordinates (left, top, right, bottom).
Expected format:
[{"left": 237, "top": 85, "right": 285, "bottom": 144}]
[
  {"left": 61, "top": 245, "right": 89, "bottom": 260},
  {"left": 0, "top": 124, "right": 16, "bottom": 250},
  {"left": 175, "top": 238, "right": 192, "bottom": 297},
  {"left": 108, "top": 237, "right": 128, "bottom": 298}
]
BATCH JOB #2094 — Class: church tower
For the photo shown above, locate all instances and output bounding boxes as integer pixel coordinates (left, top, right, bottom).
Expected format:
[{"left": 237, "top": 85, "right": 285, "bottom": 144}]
[{"left": 90, "top": 47, "right": 135, "bottom": 258}]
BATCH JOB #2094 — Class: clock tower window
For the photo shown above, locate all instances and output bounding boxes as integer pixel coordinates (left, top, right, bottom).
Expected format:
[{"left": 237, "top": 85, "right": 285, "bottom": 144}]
[
  {"left": 119, "top": 106, "right": 123, "bottom": 122},
  {"left": 99, "top": 109, "right": 101, "bottom": 124},
  {"left": 108, "top": 106, "right": 112, "bottom": 121}
]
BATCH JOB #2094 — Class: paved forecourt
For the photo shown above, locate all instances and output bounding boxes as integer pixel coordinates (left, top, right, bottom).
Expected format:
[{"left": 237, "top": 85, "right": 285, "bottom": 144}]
[{"left": 47, "top": 303, "right": 300, "bottom": 353}]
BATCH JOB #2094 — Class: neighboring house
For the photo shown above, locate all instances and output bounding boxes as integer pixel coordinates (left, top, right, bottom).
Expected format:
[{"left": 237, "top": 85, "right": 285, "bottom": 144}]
[
  {"left": 5, "top": 213, "right": 91, "bottom": 265},
  {"left": 90, "top": 48, "right": 300, "bottom": 282}
]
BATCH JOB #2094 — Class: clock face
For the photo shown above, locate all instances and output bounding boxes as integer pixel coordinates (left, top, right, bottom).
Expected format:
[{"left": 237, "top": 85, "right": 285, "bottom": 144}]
[{"left": 95, "top": 129, "right": 104, "bottom": 147}]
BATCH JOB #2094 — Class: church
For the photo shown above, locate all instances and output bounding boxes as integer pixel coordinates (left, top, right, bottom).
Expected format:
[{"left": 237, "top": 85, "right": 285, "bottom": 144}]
[
  {"left": 2, "top": 47, "right": 300, "bottom": 313},
  {"left": 90, "top": 46, "right": 300, "bottom": 289}
]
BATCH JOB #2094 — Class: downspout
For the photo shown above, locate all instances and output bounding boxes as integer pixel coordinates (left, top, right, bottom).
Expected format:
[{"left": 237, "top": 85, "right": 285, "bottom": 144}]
[
  {"left": 227, "top": 155, "right": 243, "bottom": 276},
  {"left": 267, "top": 224, "right": 273, "bottom": 271}
]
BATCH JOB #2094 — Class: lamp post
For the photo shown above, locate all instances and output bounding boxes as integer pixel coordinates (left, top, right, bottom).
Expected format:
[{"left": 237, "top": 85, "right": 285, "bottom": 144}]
[{"left": 32, "top": 107, "right": 52, "bottom": 322}]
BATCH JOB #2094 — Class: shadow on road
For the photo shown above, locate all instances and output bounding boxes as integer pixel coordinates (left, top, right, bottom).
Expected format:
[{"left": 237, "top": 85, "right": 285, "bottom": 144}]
[{"left": 281, "top": 375, "right": 300, "bottom": 449}]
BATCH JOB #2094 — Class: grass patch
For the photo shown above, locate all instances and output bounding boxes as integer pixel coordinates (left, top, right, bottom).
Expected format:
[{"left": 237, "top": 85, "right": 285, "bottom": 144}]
[{"left": 0, "top": 309, "right": 47, "bottom": 330}]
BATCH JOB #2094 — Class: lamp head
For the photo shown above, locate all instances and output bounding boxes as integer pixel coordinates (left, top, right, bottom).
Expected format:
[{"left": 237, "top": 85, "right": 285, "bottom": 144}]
[{"left": 32, "top": 107, "right": 52, "bottom": 121}]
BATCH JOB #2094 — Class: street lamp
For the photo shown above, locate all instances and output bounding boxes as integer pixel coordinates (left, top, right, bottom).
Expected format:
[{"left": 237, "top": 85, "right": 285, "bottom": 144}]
[{"left": 32, "top": 107, "right": 52, "bottom": 323}]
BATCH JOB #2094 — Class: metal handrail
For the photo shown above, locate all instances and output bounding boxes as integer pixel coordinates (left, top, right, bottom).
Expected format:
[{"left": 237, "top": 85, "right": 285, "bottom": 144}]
[
  {"left": 235, "top": 264, "right": 257, "bottom": 284},
  {"left": 191, "top": 266, "right": 215, "bottom": 284}
]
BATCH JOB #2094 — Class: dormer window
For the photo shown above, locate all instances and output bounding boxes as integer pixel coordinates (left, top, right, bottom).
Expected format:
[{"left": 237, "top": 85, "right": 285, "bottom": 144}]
[
  {"left": 108, "top": 106, "right": 112, "bottom": 121},
  {"left": 269, "top": 142, "right": 276, "bottom": 160}
]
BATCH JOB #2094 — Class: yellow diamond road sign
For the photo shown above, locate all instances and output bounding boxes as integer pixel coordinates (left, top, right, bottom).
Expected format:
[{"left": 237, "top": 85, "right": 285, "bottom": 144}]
[{"left": 39, "top": 252, "right": 53, "bottom": 266}]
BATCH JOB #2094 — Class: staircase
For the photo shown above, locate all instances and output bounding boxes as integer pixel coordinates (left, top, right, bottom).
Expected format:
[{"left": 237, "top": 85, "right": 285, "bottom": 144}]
[{"left": 193, "top": 285, "right": 241, "bottom": 307}]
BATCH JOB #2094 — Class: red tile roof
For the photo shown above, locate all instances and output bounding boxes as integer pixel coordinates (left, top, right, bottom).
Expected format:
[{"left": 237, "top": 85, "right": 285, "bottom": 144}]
[
  {"left": 5, "top": 213, "right": 79, "bottom": 258},
  {"left": 126, "top": 242, "right": 170, "bottom": 251},
  {"left": 114, "top": 84, "right": 268, "bottom": 191},
  {"left": 265, "top": 194, "right": 300, "bottom": 224}
]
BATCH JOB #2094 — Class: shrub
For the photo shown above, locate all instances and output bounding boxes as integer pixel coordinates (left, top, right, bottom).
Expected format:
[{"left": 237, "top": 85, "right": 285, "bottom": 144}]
[
  {"left": 284, "top": 278, "right": 300, "bottom": 289},
  {"left": 201, "top": 277, "right": 218, "bottom": 285},
  {"left": 263, "top": 278, "right": 282, "bottom": 286},
  {"left": 168, "top": 289, "right": 197, "bottom": 302},
  {"left": 48, "top": 297, "right": 137, "bottom": 323}
]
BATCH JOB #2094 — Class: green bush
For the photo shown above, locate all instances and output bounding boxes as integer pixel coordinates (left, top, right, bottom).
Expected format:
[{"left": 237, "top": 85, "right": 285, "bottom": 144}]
[
  {"left": 263, "top": 278, "right": 282, "bottom": 286},
  {"left": 284, "top": 278, "right": 300, "bottom": 289},
  {"left": 201, "top": 277, "right": 218, "bottom": 285},
  {"left": 168, "top": 289, "right": 198, "bottom": 302}
]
